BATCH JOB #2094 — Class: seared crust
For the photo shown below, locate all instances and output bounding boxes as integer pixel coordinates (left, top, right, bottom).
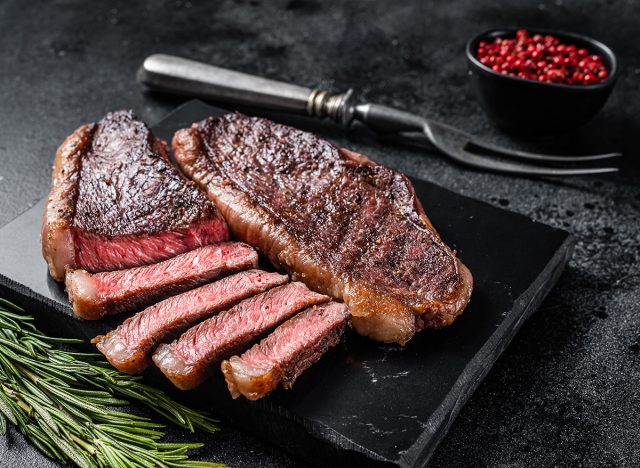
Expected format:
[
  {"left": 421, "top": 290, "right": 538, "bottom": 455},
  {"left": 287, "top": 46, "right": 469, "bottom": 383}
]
[
  {"left": 173, "top": 114, "right": 473, "bottom": 345},
  {"left": 73, "top": 111, "right": 218, "bottom": 237},
  {"left": 42, "top": 124, "right": 96, "bottom": 281},
  {"left": 42, "top": 111, "right": 228, "bottom": 281}
]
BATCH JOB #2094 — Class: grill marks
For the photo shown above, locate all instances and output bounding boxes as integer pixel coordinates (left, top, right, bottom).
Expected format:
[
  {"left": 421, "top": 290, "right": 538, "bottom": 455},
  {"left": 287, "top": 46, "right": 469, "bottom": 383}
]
[
  {"left": 152, "top": 282, "right": 330, "bottom": 390},
  {"left": 42, "top": 110, "right": 229, "bottom": 281},
  {"left": 66, "top": 242, "right": 258, "bottom": 320},
  {"left": 222, "top": 302, "right": 350, "bottom": 400},
  {"left": 172, "top": 113, "right": 472, "bottom": 345},
  {"left": 47, "top": 111, "right": 353, "bottom": 398},
  {"left": 47, "top": 110, "right": 474, "bottom": 398},
  {"left": 73, "top": 111, "right": 216, "bottom": 237},
  {"left": 92, "top": 270, "right": 288, "bottom": 375}
]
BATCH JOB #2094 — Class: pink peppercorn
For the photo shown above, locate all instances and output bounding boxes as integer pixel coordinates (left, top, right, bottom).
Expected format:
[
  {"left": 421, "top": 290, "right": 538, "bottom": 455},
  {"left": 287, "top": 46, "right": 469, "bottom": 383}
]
[{"left": 476, "top": 29, "right": 609, "bottom": 85}]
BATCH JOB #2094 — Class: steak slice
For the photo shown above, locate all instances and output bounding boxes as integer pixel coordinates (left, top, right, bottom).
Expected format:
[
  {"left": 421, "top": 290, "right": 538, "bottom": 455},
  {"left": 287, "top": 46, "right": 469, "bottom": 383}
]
[
  {"left": 222, "top": 302, "right": 349, "bottom": 400},
  {"left": 66, "top": 242, "right": 258, "bottom": 320},
  {"left": 153, "top": 282, "right": 329, "bottom": 390},
  {"left": 172, "top": 113, "right": 473, "bottom": 345},
  {"left": 42, "top": 110, "right": 229, "bottom": 281},
  {"left": 92, "top": 270, "right": 288, "bottom": 375}
]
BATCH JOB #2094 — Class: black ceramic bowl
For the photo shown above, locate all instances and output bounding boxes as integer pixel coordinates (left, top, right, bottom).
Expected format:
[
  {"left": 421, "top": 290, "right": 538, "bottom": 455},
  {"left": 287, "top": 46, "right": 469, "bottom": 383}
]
[{"left": 466, "top": 28, "right": 618, "bottom": 134}]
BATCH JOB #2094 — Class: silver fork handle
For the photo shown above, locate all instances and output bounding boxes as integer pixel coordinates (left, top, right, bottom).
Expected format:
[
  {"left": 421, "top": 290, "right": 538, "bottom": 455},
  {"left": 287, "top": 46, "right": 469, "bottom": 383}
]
[
  {"left": 138, "top": 54, "right": 354, "bottom": 124},
  {"left": 139, "top": 56, "right": 425, "bottom": 141}
]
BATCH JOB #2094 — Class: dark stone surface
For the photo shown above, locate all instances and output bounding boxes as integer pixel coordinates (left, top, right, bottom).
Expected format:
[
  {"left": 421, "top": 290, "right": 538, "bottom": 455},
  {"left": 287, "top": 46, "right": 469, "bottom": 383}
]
[
  {"left": 0, "top": 100, "right": 574, "bottom": 466},
  {"left": 0, "top": 0, "right": 637, "bottom": 467}
]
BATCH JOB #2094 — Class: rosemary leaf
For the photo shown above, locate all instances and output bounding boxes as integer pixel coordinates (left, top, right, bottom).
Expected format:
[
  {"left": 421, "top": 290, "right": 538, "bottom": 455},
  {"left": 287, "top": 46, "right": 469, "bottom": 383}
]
[
  {"left": 21, "top": 378, "right": 53, "bottom": 404},
  {"left": 98, "top": 425, "right": 158, "bottom": 448},
  {"left": 0, "top": 351, "right": 21, "bottom": 378},
  {"left": 157, "top": 442, "right": 206, "bottom": 451},
  {"left": 24, "top": 425, "right": 61, "bottom": 460},
  {"left": 40, "top": 381, "right": 108, "bottom": 416},
  {"left": 21, "top": 394, "right": 58, "bottom": 433},
  {"left": 0, "top": 297, "right": 225, "bottom": 468},
  {"left": 0, "top": 390, "right": 18, "bottom": 426},
  {"left": 65, "top": 387, "right": 114, "bottom": 398},
  {"left": 46, "top": 402, "right": 87, "bottom": 431},
  {"left": 175, "top": 461, "right": 227, "bottom": 468},
  {"left": 0, "top": 298, "right": 25, "bottom": 312},
  {"left": 97, "top": 441, "right": 124, "bottom": 468},
  {"left": 0, "top": 336, "right": 38, "bottom": 354},
  {"left": 38, "top": 416, "right": 94, "bottom": 468},
  {"left": 82, "top": 396, "right": 130, "bottom": 406},
  {"left": 98, "top": 423, "right": 165, "bottom": 438}
]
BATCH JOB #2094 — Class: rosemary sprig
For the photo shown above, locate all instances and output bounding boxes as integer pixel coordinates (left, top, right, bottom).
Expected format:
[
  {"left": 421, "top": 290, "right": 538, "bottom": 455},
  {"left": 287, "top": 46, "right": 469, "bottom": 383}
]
[{"left": 0, "top": 297, "right": 226, "bottom": 468}]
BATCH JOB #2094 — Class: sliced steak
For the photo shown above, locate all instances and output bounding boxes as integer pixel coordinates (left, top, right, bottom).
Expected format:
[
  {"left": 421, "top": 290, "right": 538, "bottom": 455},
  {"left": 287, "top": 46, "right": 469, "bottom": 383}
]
[
  {"left": 42, "top": 110, "right": 229, "bottom": 281},
  {"left": 92, "top": 270, "right": 288, "bottom": 375},
  {"left": 172, "top": 113, "right": 473, "bottom": 345},
  {"left": 222, "top": 302, "right": 349, "bottom": 400},
  {"left": 153, "top": 282, "right": 329, "bottom": 390},
  {"left": 66, "top": 242, "right": 258, "bottom": 320}
]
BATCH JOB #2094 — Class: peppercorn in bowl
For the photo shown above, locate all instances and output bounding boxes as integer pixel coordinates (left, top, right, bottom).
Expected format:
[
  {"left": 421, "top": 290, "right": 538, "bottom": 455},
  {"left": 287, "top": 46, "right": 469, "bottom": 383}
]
[{"left": 466, "top": 28, "right": 618, "bottom": 134}]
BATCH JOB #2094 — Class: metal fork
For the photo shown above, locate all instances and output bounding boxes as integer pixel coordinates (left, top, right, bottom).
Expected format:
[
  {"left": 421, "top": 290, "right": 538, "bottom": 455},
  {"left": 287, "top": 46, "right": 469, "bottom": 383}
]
[
  {"left": 355, "top": 104, "right": 621, "bottom": 175},
  {"left": 138, "top": 54, "right": 621, "bottom": 176}
]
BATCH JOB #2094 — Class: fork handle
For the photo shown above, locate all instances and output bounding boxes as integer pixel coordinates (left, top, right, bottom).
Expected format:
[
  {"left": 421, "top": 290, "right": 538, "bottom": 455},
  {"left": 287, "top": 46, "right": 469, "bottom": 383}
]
[
  {"left": 353, "top": 103, "right": 426, "bottom": 134},
  {"left": 139, "top": 54, "right": 314, "bottom": 113},
  {"left": 138, "top": 54, "right": 356, "bottom": 125}
]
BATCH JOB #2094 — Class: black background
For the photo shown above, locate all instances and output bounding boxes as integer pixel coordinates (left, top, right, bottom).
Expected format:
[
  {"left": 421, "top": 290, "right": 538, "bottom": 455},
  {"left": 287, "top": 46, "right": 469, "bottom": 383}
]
[{"left": 0, "top": 1, "right": 638, "bottom": 467}]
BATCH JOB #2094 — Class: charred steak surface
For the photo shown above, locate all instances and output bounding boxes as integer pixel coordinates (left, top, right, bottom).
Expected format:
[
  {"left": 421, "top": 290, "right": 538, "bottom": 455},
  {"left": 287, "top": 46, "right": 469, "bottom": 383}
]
[
  {"left": 42, "top": 110, "right": 229, "bottom": 280},
  {"left": 173, "top": 113, "right": 472, "bottom": 345}
]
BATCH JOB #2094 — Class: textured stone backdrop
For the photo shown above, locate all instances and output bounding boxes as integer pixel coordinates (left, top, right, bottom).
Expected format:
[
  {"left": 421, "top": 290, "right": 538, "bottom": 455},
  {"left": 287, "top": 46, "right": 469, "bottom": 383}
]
[{"left": 0, "top": 0, "right": 638, "bottom": 466}]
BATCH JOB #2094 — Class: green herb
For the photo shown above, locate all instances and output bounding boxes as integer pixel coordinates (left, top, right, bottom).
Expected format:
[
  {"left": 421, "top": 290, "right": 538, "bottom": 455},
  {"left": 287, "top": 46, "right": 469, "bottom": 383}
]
[{"left": 0, "top": 297, "right": 226, "bottom": 467}]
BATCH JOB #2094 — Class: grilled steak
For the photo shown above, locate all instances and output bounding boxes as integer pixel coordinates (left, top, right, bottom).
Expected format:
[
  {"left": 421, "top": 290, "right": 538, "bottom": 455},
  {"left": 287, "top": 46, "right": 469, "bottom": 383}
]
[
  {"left": 42, "top": 110, "right": 229, "bottom": 281},
  {"left": 222, "top": 302, "right": 349, "bottom": 400},
  {"left": 66, "top": 242, "right": 258, "bottom": 320},
  {"left": 172, "top": 113, "right": 473, "bottom": 345},
  {"left": 153, "top": 282, "right": 329, "bottom": 390},
  {"left": 93, "top": 270, "right": 288, "bottom": 374}
]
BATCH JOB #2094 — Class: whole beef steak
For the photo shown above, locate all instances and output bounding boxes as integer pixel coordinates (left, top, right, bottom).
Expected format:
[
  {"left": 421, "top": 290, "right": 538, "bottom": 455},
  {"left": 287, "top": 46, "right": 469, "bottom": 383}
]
[
  {"left": 173, "top": 113, "right": 472, "bottom": 345},
  {"left": 42, "top": 110, "right": 229, "bottom": 281}
]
